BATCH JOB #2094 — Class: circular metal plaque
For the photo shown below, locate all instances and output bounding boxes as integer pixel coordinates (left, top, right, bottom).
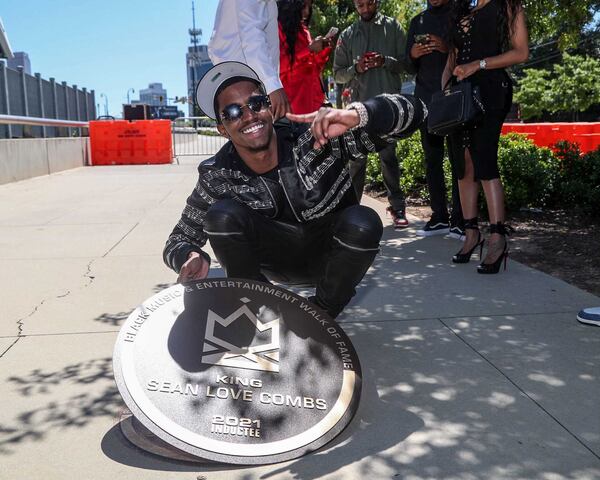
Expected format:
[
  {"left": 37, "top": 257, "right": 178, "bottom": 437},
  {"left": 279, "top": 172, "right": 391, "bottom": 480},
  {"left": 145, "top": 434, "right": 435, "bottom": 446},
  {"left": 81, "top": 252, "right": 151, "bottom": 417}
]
[
  {"left": 113, "top": 279, "right": 362, "bottom": 465},
  {"left": 119, "top": 410, "right": 204, "bottom": 463}
]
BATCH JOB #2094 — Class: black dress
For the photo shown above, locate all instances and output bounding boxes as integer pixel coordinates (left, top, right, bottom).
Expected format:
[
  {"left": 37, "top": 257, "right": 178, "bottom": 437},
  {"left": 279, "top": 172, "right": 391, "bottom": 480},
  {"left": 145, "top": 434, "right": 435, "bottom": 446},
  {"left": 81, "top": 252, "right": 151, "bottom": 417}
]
[{"left": 449, "top": 0, "right": 513, "bottom": 181}]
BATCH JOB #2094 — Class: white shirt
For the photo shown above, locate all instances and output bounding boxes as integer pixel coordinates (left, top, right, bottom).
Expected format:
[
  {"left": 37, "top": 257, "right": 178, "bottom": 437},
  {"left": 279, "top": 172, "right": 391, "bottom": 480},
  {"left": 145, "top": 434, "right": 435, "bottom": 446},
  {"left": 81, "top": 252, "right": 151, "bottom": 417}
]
[{"left": 208, "top": 0, "right": 282, "bottom": 94}]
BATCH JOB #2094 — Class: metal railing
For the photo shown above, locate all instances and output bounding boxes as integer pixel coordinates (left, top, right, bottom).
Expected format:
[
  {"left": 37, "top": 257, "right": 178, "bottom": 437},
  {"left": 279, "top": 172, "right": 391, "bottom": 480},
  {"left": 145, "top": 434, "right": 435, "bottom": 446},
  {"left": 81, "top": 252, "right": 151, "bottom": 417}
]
[
  {"left": 0, "top": 62, "right": 96, "bottom": 139},
  {"left": 0, "top": 114, "right": 89, "bottom": 137},
  {"left": 0, "top": 114, "right": 89, "bottom": 127},
  {"left": 2, "top": 114, "right": 228, "bottom": 162},
  {"left": 172, "top": 116, "right": 227, "bottom": 158}
]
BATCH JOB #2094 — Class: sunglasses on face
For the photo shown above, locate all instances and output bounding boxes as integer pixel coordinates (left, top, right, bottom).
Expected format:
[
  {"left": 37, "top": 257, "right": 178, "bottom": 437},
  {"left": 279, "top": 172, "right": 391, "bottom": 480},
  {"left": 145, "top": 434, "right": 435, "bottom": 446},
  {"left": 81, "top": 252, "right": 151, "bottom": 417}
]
[{"left": 220, "top": 95, "right": 271, "bottom": 123}]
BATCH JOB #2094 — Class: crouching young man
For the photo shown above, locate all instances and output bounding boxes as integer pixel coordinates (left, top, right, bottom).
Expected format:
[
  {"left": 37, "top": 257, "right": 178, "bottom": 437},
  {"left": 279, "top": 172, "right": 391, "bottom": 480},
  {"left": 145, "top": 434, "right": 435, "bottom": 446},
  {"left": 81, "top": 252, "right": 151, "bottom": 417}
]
[{"left": 163, "top": 62, "right": 426, "bottom": 318}]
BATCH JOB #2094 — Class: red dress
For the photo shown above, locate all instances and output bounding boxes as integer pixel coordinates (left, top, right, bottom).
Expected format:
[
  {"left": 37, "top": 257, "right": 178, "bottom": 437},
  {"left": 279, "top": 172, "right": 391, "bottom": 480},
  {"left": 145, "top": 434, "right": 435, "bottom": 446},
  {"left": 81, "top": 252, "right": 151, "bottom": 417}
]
[{"left": 278, "top": 23, "right": 331, "bottom": 114}]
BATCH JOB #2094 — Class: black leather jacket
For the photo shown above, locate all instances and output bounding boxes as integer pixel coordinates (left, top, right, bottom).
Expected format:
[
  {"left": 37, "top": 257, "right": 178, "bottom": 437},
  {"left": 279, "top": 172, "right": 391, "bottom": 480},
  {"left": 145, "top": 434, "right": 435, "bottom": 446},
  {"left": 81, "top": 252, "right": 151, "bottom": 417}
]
[{"left": 164, "top": 94, "right": 426, "bottom": 273}]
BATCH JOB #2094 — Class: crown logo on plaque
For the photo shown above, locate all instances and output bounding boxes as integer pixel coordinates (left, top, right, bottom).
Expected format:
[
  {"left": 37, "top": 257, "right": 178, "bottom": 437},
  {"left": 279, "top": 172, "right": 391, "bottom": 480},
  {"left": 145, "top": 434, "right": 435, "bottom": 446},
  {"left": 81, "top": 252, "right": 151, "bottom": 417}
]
[{"left": 201, "top": 298, "right": 280, "bottom": 372}]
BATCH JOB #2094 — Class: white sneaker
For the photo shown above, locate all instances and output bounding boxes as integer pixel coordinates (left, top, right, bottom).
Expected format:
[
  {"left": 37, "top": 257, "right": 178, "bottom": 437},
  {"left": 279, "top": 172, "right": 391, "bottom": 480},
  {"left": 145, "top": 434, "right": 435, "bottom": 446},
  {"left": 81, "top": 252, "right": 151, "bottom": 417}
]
[
  {"left": 577, "top": 307, "right": 600, "bottom": 326},
  {"left": 446, "top": 225, "right": 465, "bottom": 240}
]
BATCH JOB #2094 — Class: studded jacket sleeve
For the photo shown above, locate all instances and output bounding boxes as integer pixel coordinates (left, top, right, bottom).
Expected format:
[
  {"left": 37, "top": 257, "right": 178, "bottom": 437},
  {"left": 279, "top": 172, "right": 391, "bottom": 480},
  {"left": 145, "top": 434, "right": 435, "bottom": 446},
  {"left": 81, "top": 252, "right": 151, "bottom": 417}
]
[
  {"left": 349, "top": 93, "right": 427, "bottom": 151},
  {"left": 163, "top": 176, "right": 214, "bottom": 274}
]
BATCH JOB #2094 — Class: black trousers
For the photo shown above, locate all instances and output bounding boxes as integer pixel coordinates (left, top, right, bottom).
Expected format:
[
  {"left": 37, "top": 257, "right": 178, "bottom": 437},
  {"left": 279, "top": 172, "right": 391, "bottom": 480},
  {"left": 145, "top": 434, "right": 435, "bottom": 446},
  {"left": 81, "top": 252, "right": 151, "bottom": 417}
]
[
  {"left": 204, "top": 200, "right": 383, "bottom": 318},
  {"left": 348, "top": 143, "right": 406, "bottom": 211},
  {"left": 420, "top": 125, "right": 463, "bottom": 226}
]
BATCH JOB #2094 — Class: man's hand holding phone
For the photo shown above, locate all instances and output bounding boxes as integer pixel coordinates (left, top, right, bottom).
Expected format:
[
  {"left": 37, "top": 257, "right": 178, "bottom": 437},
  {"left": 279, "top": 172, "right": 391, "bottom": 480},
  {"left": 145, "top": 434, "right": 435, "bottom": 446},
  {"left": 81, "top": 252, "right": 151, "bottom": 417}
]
[
  {"left": 427, "top": 34, "right": 448, "bottom": 53},
  {"left": 410, "top": 33, "right": 448, "bottom": 59},
  {"left": 356, "top": 51, "right": 384, "bottom": 73}
]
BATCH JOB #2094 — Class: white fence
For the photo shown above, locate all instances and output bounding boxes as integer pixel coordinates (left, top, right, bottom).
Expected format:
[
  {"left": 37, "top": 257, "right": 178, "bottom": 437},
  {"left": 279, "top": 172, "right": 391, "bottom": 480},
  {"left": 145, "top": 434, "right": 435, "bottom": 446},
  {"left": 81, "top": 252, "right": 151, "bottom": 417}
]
[{"left": 172, "top": 117, "right": 227, "bottom": 158}]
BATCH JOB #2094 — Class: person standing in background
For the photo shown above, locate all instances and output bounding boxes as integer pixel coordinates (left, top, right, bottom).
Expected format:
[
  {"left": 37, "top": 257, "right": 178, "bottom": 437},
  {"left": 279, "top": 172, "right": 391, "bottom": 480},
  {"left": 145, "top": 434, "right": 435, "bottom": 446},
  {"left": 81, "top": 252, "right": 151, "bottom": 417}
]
[
  {"left": 333, "top": 0, "right": 413, "bottom": 229},
  {"left": 443, "top": 0, "right": 529, "bottom": 273},
  {"left": 277, "top": 0, "right": 333, "bottom": 114},
  {"left": 208, "top": 0, "right": 291, "bottom": 119},
  {"left": 407, "top": 0, "right": 464, "bottom": 238}
]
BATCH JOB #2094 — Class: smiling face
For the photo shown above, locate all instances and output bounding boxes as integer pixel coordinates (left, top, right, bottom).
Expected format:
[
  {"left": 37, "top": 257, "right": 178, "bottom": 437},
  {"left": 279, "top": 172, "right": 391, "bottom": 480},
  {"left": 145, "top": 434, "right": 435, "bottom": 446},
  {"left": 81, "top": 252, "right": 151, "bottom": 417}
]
[{"left": 216, "top": 80, "right": 275, "bottom": 155}]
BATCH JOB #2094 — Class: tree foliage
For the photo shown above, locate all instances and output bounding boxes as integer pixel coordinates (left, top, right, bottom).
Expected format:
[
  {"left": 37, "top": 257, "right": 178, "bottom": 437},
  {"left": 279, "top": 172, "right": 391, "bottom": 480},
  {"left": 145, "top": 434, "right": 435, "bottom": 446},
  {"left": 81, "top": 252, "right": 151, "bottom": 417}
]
[
  {"left": 310, "top": 0, "right": 599, "bottom": 48},
  {"left": 550, "top": 53, "right": 600, "bottom": 118},
  {"left": 515, "top": 53, "right": 600, "bottom": 120},
  {"left": 521, "top": 0, "right": 600, "bottom": 49},
  {"left": 513, "top": 68, "right": 553, "bottom": 119}
]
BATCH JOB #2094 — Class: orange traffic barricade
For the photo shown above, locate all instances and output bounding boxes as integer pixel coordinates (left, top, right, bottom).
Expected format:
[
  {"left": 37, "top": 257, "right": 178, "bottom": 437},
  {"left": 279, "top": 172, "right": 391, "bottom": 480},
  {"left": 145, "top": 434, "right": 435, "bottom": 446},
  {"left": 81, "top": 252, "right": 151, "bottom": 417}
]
[
  {"left": 502, "top": 122, "right": 600, "bottom": 153},
  {"left": 89, "top": 119, "right": 173, "bottom": 165}
]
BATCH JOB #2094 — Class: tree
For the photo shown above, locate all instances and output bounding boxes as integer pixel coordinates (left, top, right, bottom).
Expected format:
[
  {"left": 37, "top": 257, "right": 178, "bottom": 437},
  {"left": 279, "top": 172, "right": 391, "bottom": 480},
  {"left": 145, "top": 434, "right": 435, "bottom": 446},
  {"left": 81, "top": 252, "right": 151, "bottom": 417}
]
[
  {"left": 311, "top": 0, "right": 599, "bottom": 48},
  {"left": 513, "top": 68, "right": 553, "bottom": 119},
  {"left": 310, "top": 0, "right": 424, "bottom": 38},
  {"left": 549, "top": 53, "right": 600, "bottom": 120},
  {"left": 310, "top": 0, "right": 599, "bottom": 109},
  {"left": 522, "top": 0, "right": 600, "bottom": 49},
  {"left": 515, "top": 53, "right": 600, "bottom": 120}
]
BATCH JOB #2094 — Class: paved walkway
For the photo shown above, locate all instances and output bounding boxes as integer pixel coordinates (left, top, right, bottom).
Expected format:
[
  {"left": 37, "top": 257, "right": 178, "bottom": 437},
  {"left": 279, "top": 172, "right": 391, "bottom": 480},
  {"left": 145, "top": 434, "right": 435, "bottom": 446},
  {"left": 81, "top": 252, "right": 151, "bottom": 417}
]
[{"left": 1, "top": 158, "right": 599, "bottom": 480}]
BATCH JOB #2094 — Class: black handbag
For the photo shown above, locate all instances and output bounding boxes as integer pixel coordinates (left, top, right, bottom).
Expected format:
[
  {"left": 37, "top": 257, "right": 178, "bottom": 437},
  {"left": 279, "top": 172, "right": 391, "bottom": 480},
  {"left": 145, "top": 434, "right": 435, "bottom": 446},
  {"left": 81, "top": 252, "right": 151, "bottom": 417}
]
[{"left": 427, "top": 79, "right": 485, "bottom": 136}]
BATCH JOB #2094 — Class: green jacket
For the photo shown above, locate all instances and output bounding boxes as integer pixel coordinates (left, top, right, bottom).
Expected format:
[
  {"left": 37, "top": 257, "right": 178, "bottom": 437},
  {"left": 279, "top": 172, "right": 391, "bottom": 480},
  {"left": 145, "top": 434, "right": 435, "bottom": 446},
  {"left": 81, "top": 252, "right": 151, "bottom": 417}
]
[{"left": 333, "top": 12, "right": 413, "bottom": 102}]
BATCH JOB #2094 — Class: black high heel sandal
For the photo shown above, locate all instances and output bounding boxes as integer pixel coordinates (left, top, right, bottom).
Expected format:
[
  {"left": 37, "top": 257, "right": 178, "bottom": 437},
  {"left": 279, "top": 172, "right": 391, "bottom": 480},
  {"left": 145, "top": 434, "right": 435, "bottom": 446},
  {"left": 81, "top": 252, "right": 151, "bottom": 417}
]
[
  {"left": 477, "top": 223, "right": 513, "bottom": 274},
  {"left": 452, "top": 217, "right": 484, "bottom": 264}
]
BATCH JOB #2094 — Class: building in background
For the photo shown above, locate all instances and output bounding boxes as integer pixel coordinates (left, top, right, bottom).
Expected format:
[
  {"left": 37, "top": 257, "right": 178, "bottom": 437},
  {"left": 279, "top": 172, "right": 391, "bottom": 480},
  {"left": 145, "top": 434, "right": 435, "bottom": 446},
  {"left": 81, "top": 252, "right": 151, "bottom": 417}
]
[
  {"left": 186, "top": 1, "right": 212, "bottom": 116},
  {"left": 136, "top": 82, "right": 168, "bottom": 106},
  {"left": 0, "top": 16, "right": 96, "bottom": 139},
  {"left": 0, "top": 17, "right": 13, "bottom": 59},
  {"left": 7, "top": 51, "right": 31, "bottom": 74}
]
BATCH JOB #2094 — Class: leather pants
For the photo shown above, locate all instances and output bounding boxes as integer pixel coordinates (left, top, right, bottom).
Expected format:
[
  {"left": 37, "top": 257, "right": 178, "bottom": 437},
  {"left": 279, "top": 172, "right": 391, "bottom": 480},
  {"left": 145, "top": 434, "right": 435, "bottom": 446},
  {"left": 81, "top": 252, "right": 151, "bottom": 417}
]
[{"left": 204, "top": 199, "right": 383, "bottom": 317}]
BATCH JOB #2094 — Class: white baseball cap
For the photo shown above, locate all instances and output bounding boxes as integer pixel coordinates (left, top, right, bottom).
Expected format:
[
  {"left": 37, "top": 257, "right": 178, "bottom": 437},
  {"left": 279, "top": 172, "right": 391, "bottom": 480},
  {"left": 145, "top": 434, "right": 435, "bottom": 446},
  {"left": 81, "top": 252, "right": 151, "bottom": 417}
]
[{"left": 195, "top": 61, "right": 263, "bottom": 120}]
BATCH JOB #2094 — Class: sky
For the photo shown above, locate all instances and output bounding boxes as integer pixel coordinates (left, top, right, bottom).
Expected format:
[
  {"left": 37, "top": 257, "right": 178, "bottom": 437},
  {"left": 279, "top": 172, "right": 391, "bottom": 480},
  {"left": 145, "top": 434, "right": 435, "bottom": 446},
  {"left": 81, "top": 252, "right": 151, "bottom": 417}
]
[{"left": 1, "top": 0, "right": 219, "bottom": 117}]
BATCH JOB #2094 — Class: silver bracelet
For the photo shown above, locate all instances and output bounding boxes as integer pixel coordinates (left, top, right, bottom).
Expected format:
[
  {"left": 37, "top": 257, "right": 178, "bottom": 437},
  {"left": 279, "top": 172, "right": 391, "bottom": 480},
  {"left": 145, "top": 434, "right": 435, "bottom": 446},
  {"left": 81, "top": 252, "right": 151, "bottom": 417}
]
[{"left": 346, "top": 102, "right": 369, "bottom": 130}]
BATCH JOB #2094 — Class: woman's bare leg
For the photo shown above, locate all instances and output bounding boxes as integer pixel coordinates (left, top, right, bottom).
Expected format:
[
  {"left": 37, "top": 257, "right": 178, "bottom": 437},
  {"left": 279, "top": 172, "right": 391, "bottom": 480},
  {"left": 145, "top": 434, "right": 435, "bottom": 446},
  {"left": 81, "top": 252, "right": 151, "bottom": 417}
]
[
  {"left": 458, "top": 148, "right": 480, "bottom": 254},
  {"left": 481, "top": 178, "right": 506, "bottom": 263}
]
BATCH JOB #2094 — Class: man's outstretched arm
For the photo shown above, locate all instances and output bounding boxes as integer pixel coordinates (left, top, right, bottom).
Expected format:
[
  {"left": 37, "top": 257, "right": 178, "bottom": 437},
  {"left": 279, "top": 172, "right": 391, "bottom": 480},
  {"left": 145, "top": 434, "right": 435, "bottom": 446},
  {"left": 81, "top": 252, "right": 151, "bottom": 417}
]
[{"left": 287, "top": 94, "right": 428, "bottom": 152}]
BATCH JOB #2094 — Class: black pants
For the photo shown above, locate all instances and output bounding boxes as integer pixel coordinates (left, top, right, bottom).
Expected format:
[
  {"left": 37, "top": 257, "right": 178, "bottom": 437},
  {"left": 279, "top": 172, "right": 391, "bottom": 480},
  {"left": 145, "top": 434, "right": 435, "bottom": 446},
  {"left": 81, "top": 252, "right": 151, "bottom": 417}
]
[
  {"left": 348, "top": 143, "right": 406, "bottom": 211},
  {"left": 420, "top": 125, "right": 463, "bottom": 226},
  {"left": 204, "top": 200, "right": 383, "bottom": 317}
]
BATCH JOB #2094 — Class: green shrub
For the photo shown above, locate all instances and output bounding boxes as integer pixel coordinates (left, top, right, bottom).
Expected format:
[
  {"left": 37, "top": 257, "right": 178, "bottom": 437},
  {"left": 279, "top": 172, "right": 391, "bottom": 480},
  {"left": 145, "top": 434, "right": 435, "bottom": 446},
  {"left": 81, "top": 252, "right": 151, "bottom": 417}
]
[
  {"left": 555, "top": 142, "right": 600, "bottom": 217},
  {"left": 397, "top": 130, "right": 430, "bottom": 200},
  {"left": 365, "top": 131, "right": 453, "bottom": 201},
  {"left": 364, "top": 131, "right": 567, "bottom": 213},
  {"left": 497, "top": 133, "right": 560, "bottom": 211},
  {"left": 553, "top": 140, "right": 581, "bottom": 170},
  {"left": 365, "top": 152, "right": 383, "bottom": 189}
]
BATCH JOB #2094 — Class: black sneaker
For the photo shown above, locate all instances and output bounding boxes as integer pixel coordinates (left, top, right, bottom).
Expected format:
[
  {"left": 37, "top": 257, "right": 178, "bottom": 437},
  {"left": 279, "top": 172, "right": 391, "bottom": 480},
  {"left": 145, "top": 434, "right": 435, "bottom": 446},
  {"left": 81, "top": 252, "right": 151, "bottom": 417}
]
[
  {"left": 447, "top": 225, "right": 465, "bottom": 240},
  {"left": 416, "top": 219, "right": 449, "bottom": 237}
]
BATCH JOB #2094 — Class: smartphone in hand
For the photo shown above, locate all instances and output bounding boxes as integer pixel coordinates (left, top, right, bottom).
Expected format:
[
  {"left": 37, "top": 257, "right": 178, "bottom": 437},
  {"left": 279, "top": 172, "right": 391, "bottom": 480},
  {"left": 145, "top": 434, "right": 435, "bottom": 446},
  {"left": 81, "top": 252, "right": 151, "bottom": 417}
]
[
  {"left": 325, "top": 27, "right": 339, "bottom": 39},
  {"left": 415, "top": 33, "right": 430, "bottom": 45}
]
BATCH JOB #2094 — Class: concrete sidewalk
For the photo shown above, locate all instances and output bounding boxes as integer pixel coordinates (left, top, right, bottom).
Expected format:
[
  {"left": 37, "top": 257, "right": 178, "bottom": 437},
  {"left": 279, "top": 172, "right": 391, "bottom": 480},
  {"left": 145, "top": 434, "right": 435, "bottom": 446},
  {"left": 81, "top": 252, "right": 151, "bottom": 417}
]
[{"left": 1, "top": 159, "right": 599, "bottom": 480}]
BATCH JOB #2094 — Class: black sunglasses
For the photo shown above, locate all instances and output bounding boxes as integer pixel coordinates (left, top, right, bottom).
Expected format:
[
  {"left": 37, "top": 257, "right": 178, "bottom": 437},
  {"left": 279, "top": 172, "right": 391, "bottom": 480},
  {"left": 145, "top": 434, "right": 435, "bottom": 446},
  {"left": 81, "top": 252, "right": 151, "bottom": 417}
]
[{"left": 220, "top": 95, "right": 271, "bottom": 122}]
